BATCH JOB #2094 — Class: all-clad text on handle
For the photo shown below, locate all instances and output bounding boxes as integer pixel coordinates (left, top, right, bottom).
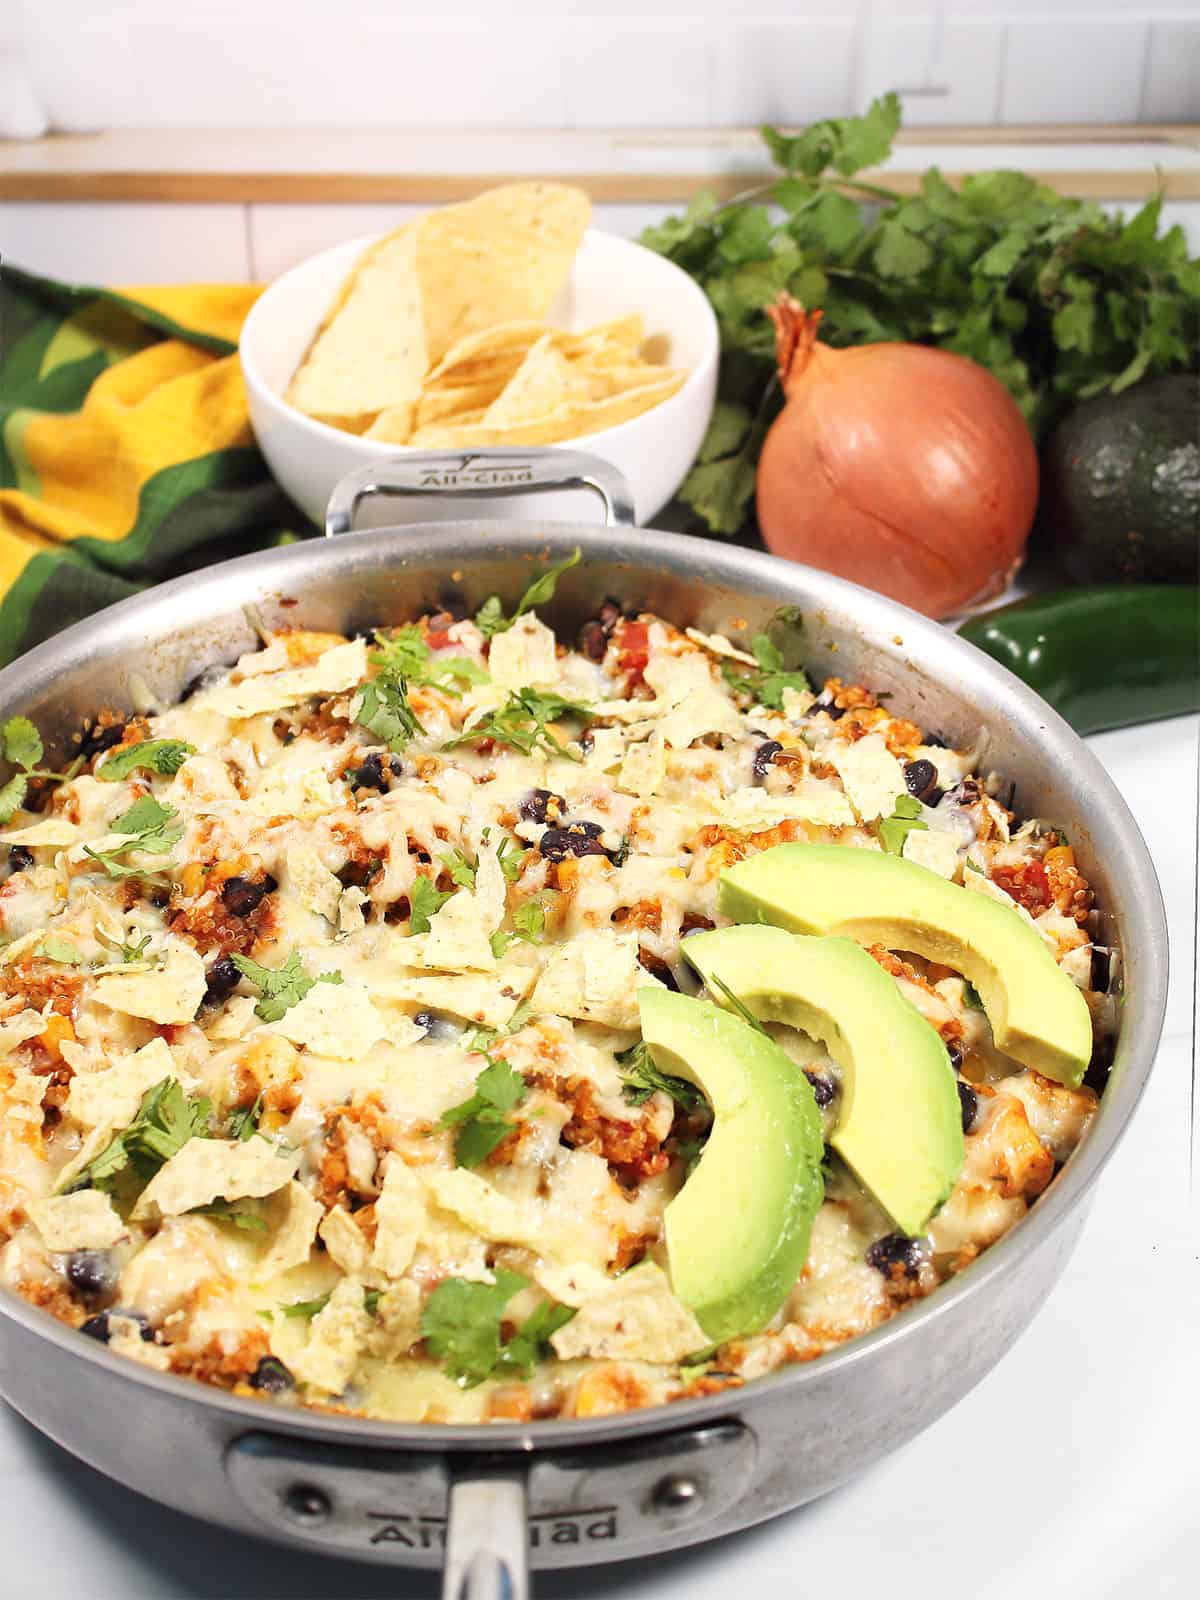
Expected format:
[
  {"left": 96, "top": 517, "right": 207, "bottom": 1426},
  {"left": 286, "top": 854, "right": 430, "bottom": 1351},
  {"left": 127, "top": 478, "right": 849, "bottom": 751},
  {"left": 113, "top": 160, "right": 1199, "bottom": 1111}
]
[{"left": 324, "top": 448, "right": 636, "bottom": 536}]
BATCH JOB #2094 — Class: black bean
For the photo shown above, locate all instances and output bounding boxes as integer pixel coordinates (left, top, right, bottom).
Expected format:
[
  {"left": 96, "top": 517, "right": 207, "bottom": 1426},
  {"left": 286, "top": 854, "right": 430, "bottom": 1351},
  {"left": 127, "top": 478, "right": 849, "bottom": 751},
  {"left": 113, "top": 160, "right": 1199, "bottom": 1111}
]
[
  {"left": 804, "top": 1070, "right": 837, "bottom": 1109},
  {"left": 638, "top": 952, "right": 680, "bottom": 992},
  {"left": 752, "top": 740, "right": 783, "bottom": 783},
  {"left": 903, "top": 758, "right": 943, "bottom": 806},
  {"left": 221, "top": 875, "right": 274, "bottom": 917},
  {"left": 519, "top": 788, "right": 563, "bottom": 825},
  {"left": 924, "top": 733, "right": 948, "bottom": 749},
  {"left": 578, "top": 620, "right": 608, "bottom": 662},
  {"left": 597, "top": 599, "right": 624, "bottom": 634},
  {"left": 337, "top": 858, "right": 381, "bottom": 890},
  {"left": 866, "top": 1234, "right": 923, "bottom": 1280},
  {"left": 249, "top": 1355, "right": 295, "bottom": 1394},
  {"left": 203, "top": 955, "right": 242, "bottom": 1007},
  {"left": 957, "top": 1079, "right": 979, "bottom": 1135},
  {"left": 80, "top": 1310, "right": 153, "bottom": 1344},
  {"left": 7, "top": 846, "right": 33, "bottom": 872},
  {"left": 78, "top": 720, "right": 127, "bottom": 761},
  {"left": 1090, "top": 946, "right": 1111, "bottom": 994},
  {"left": 350, "top": 752, "right": 389, "bottom": 792},
  {"left": 539, "top": 822, "right": 610, "bottom": 863},
  {"left": 413, "top": 1010, "right": 460, "bottom": 1042},
  {"left": 66, "top": 1250, "right": 117, "bottom": 1303},
  {"left": 945, "top": 1038, "right": 963, "bottom": 1071}
]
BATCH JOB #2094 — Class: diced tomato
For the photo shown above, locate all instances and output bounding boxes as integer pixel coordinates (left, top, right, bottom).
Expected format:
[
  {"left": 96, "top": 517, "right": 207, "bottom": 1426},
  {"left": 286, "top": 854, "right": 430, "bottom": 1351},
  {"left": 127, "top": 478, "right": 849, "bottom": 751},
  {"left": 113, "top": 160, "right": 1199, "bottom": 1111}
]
[
  {"left": 991, "top": 860, "right": 1051, "bottom": 913},
  {"left": 614, "top": 620, "right": 650, "bottom": 688}
]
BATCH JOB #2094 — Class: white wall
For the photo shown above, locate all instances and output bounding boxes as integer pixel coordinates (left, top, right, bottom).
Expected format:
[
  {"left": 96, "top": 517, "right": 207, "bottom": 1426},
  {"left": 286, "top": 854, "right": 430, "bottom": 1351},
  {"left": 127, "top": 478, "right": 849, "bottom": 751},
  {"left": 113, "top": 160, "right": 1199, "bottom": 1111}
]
[{"left": 8, "top": 1, "right": 1200, "bottom": 134}]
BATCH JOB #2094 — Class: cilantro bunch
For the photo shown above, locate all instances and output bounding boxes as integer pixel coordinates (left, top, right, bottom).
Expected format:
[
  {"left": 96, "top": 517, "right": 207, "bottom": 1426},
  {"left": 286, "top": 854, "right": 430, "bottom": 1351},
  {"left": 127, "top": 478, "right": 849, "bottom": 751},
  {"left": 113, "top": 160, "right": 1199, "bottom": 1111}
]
[{"left": 642, "top": 94, "right": 1200, "bottom": 537}]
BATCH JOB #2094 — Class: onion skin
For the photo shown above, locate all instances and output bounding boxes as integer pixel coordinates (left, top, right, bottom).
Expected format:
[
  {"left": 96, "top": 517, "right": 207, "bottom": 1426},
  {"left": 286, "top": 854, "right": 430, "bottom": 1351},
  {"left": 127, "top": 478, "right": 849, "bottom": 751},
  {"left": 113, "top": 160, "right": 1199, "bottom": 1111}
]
[{"left": 756, "top": 298, "right": 1039, "bottom": 619}]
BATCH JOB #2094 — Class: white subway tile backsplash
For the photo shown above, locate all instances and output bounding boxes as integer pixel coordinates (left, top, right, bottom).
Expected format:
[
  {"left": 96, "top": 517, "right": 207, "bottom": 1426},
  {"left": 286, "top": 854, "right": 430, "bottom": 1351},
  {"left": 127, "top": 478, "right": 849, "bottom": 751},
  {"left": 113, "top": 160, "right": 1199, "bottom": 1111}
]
[
  {"left": 858, "top": 17, "right": 1003, "bottom": 126},
  {"left": 1001, "top": 18, "right": 1149, "bottom": 124},
  {"left": 713, "top": 21, "right": 856, "bottom": 127},
  {"left": 247, "top": 206, "right": 424, "bottom": 281},
  {"left": 1142, "top": 20, "right": 1200, "bottom": 122},
  {"left": 565, "top": 25, "right": 712, "bottom": 128},
  {"left": 1, "top": 204, "right": 251, "bottom": 283}
]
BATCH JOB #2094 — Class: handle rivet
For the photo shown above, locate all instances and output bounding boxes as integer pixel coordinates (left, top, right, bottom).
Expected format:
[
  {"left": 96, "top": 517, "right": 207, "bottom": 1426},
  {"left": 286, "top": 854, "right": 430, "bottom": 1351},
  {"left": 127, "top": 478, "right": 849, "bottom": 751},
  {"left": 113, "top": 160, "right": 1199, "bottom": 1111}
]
[
  {"left": 652, "top": 1473, "right": 701, "bottom": 1513},
  {"left": 283, "top": 1482, "right": 332, "bottom": 1525}
]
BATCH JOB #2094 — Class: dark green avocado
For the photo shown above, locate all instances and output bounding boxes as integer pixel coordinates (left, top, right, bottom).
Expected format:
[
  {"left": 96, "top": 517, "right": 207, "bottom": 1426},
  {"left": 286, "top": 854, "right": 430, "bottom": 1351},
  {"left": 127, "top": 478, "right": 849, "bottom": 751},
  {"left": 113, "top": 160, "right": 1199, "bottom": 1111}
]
[{"left": 1038, "top": 375, "right": 1199, "bottom": 585}]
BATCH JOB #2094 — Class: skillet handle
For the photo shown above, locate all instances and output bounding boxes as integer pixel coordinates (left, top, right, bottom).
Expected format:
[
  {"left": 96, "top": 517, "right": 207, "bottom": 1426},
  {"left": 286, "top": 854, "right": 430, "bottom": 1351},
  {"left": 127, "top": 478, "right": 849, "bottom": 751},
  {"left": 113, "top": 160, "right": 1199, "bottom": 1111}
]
[
  {"left": 325, "top": 447, "right": 636, "bottom": 536},
  {"left": 442, "top": 1471, "right": 529, "bottom": 1600}
]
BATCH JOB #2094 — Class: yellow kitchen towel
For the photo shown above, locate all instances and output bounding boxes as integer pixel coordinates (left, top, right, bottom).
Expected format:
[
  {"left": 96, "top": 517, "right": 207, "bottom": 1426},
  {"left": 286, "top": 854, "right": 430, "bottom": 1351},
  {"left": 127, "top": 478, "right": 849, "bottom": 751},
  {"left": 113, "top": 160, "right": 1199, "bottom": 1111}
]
[{"left": 0, "top": 266, "right": 310, "bottom": 666}]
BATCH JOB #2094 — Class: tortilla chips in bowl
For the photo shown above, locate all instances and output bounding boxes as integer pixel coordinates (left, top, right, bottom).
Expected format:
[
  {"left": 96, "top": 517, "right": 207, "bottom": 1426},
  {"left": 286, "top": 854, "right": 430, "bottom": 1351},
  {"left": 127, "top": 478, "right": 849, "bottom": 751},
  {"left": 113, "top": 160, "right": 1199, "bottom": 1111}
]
[{"left": 242, "top": 183, "right": 719, "bottom": 526}]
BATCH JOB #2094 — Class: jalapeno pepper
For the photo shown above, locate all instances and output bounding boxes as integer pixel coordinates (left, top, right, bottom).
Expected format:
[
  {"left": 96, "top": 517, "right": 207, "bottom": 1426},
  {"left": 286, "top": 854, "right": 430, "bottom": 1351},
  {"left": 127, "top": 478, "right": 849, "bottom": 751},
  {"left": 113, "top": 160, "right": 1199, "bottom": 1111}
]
[{"left": 958, "top": 586, "right": 1199, "bottom": 737}]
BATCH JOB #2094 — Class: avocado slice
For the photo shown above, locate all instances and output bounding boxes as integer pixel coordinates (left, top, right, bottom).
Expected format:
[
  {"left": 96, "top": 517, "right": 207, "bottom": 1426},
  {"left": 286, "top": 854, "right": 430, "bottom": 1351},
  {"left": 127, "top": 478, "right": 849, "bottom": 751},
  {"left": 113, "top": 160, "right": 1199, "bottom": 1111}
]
[
  {"left": 684, "top": 926, "right": 963, "bottom": 1236},
  {"left": 638, "top": 987, "right": 824, "bottom": 1344},
  {"left": 718, "top": 843, "right": 1093, "bottom": 1087}
]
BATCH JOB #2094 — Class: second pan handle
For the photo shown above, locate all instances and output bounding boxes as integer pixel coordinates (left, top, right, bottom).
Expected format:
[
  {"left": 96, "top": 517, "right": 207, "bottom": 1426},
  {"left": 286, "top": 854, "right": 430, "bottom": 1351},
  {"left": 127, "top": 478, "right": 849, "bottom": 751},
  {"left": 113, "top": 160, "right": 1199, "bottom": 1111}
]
[{"left": 324, "top": 448, "right": 636, "bottom": 536}]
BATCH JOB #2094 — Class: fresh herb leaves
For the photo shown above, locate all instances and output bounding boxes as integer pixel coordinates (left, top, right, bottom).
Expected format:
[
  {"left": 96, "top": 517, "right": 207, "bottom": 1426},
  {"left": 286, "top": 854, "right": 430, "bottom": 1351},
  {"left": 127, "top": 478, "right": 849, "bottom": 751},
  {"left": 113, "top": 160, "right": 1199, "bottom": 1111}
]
[
  {"left": 0, "top": 715, "right": 72, "bottom": 824},
  {"left": 82, "top": 797, "right": 185, "bottom": 879},
  {"left": 473, "top": 549, "right": 582, "bottom": 638},
  {"left": 35, "top": 935, "right": 85, "bottom": 965},
  {"left": 618, "top": 1040, "right": 705, "bottom": 1111},
  {"left": 440, "top": 848, "right": 476, "bottom": 890},
  {"left": 351, "top": 667, "right": 425, "bottom": 754},
  {"left": 642, "top": 95, "right": 1200, "bottom": 537},
  {"left": 370, "top": 626, "right": 487, "bottom": 698},
  {"left": 280, "top": 1293, "right": 332, "bottom": 1319},
  {"left": 226, "top": 1095, "right": 263, "bottom": 1142},
  {"left": 446, "top": 688, "right": 590, "bottom": 761},
  {"left": 409, "top": 873, "right": 452, "bottom": 934},
  {"left": 722, "top": 631, "right": 811, "bottom": 709},
  {"left": 420, "top": 1270, "right": 576, "bottom": 1387},
  {"left": 68, "top": 1078, "right": 212, "bottom": 1197},
  {"left": 230, "top": 950, "right": 343, "bottom": 1022},
  {"left": 95, "top": 929, "right": 154, "bottom": 964},
  {"left": 878, "top": 793, "right": 929, "bottom": 856},
  {"left": 439, "top": 1056, "right": 527, "bottom": 1168},
  {"left": 191, "top": 1199, "right": 267, "bottom": 1232},
  {"left": 97, "top": 739, "right": 195, "bottom": 781}
]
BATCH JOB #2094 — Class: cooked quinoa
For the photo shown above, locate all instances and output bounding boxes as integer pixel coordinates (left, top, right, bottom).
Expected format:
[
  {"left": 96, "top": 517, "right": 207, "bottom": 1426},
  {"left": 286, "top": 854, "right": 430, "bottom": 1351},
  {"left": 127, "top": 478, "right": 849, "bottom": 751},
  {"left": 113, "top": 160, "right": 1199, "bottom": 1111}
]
[{"left": 0, "top": 589, "right": 1111, "bottom": 1422}]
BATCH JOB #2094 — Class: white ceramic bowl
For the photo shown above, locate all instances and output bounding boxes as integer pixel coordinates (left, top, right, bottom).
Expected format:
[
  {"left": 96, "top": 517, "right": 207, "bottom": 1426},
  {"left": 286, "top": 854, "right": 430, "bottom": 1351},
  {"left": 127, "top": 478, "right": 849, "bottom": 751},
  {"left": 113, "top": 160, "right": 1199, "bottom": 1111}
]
[{"left": 240, "top": 227, "right": 719, "bottom": 529}]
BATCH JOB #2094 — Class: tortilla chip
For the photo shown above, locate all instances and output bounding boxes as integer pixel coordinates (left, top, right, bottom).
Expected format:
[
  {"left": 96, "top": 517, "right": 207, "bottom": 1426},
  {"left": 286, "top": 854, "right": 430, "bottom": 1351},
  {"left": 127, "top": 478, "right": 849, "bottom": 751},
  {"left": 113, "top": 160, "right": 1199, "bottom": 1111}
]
[
  {"left": 309, "top": 411, "right": 379, "bottom": 436},
  {"left": 414, "top": 379, "right": 510, "bottom": 429},
  {"left": 365, "top": 402, "right": 417, "bottom": 444},
  {"left": 411, "top": 370, "right": 687, "bottom": 448},
  {"left": 287, "top": 223, "right": 427, "bottom": 417},
  {"left": 425, "top": 321, "right": 548, "bottom": 383},
  {"left": 483, "top": 334, "right": 589, "bottom": 428},
  {"left": 414, "top": 183, "right": 591, "bottom": 365}
]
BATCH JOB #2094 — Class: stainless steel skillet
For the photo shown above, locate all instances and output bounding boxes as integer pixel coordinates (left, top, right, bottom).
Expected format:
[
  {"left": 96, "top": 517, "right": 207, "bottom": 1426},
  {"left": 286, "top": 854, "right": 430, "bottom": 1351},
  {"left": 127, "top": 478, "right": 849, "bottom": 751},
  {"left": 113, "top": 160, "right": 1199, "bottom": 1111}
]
[{"left": 0, "top": 451, "right": 1168, "bottom": 1600}]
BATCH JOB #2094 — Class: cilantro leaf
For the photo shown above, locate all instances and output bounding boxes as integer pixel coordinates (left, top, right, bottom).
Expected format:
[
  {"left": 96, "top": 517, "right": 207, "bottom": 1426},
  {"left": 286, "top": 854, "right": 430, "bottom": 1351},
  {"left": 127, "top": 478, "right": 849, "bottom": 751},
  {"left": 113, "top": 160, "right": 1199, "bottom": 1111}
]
[
  {"left": 226, "top": 1095, "right": 262, "bottom": 1141},
  {"left": 440, "top": 1057, "right": 527, "bottom": 1168},
  {"left": 512, "top": 899, "right": 545, "bottom": 943},
  {"left": 351, "top": 668, "right": 425, "bottom": 754},
  {"left": 83, "top": 796, "right": 185, "bottom": 879},
  {"left": 67, "top": 1078, "right": 212, "bottom": 1198},
  {"left": 762, "top": 94, "right": 901, "bottom": 180},
  {"left": 35, "top": 936, "right": 85, "bottom": 965},
  {"left": 280, "top": 1292, "right": 332, "bottom": 1319},
  {"left": 0, "top": 773, "right": 29, "bottom": 826},
  {"left": 95, "top": 929, "right": 154, "bottom": 964},
  {"left": 496, "top": 836, "right": 528, "bottom": 884},
  {"left": 409, "top": 873, "right": 452, "bottom": 934},
  {"left": 475, "top": 550, "right": 582, "bottom": 638},
  {"left": 230, "top": 950, "right": 343, "bottom": 1022},
  {"left": 619, "top": 1040, "right": 705, "bottom": 1111},
  {"left": 3, "top": 717, "right": 43, "bottom": 772},
  {"left": 191, "top": 1199, "right": 267, "bottom": 1232},
  {"left": 445, "top": 688, "right": 590, "bottom": 762},
  {"left": 440, "top": 848, "right": 476, "bottom": 890},
  {"left": 97, "top": 739, "right": 194, "bottom": 781},
  {"left": 370, "top": 626, "right": 487, "bottom": 697},
  {"left": 722, "top": 630, "right": 812, "bottom": 710},
  {"left": 878, "top": 793, "right": 929, "bottom": 855},
  {"left": 421, "top": 1272, "right": 576, "bottom": 1387}
]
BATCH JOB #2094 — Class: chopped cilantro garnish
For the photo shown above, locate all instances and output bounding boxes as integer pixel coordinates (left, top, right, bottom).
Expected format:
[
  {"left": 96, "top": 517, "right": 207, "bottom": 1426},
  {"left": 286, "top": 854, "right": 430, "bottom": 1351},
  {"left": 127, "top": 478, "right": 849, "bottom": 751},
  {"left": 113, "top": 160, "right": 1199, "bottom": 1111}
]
[
  {"left": 878, "top": 793, "right": 929, "bottom": 856},
  {"left": 473, "top": 549, "right": 582, "bottom": 639},
  {"left": 97, "top": 739, "right": 195, "bottom": 781},
  {"left": 0, "top": 715, "right": 75, "bottom": 823},
  {"left": 370, "top": 625, "right": 488, "bottom": 697},
  {"left": 279, "top": 1293, "right": 332, "bottom": 1319},
  {"left": 721, "top": 632, "right": 811, "bottom": 710},
  {"left": 230, "top": 950, "right": 343, "bottom": 1023},
  {"left": 618, "top": 1039, "right": 705, "bottom": 1110},
  {"left": 409, "top": 873, "right": 452, "bottom": 934},
  {"left": 191, "top": 1199, "right": 267, "bottom": 1232},
  {"left": 420, "top": 1270, "right": 576, "bottom": 1387},
  {"left": 82, "top": 796, "right": 184, "bottom": 879},
  {"left": 440, "top": 848, "right": 476, "bottom": 890},
  {"left": 496, "top": 836, "right": 529, "bottom": 884},
  {"left": 440, "top": 1056, "right": 527, "bottom": 1168},
  {"left": 66, "top": 1078, "right": 212, "bottom": 1198},
  {"left": 512, "top": 899, "right": 546, "bottom": 943},
  {"left": 226, "top": 1095, "right": 263, "bottom": 1142},
  {"left": 96, "top": 928, "right": 154, "bottom": 964},
  {"left": 445, "top": 687, "right": 590, "bottom": 761},
  {"left": 351, "top": 667, "right": 425, "bottom": 753},
  {"left": 706, "top": 974, "right": 771, "bottom": 1037}
]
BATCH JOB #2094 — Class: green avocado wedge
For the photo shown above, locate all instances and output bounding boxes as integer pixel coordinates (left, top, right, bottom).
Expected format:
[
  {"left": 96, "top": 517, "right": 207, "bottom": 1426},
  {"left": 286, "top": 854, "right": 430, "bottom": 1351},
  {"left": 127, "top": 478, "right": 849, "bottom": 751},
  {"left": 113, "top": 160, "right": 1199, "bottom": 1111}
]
[
  {"left": 638, "top": 987, "right": 824, "bottom": 1345},
  {"left": 718, "top": 843, "right": 1093, "bottom": 1087},
  {"left": 684, "top": 926, "right": 963, "bottom": 1236}
]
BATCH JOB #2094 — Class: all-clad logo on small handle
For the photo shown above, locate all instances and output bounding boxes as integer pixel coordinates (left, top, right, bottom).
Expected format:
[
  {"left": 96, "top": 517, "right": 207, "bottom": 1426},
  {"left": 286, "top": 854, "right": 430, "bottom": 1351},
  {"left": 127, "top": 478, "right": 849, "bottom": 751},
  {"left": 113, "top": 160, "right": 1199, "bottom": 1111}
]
[
  {"left": 415, "top": 453, "right": 536, "bottom": 491},
  {"left": 366, "top": 1506, "right": 619, "bottom": 1550}
]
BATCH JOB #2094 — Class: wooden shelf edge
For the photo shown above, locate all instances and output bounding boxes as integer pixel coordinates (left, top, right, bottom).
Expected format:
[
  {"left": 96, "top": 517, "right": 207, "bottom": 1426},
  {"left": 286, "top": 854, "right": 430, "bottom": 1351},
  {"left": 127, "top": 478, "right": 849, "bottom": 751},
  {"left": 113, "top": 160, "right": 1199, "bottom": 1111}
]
[{"left": 3, "top": 168, "right": 1196, "bottom": 204}]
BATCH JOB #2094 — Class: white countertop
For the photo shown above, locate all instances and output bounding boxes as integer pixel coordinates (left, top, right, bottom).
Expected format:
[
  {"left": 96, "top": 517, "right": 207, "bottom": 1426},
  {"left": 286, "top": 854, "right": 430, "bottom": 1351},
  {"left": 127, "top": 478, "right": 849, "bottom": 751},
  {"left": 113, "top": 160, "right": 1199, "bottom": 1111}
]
[{"left": 0, "top": 714, "right": 1194, "bottom": 1600}]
